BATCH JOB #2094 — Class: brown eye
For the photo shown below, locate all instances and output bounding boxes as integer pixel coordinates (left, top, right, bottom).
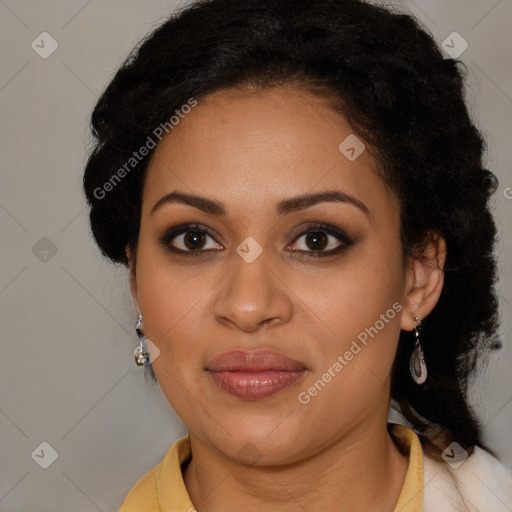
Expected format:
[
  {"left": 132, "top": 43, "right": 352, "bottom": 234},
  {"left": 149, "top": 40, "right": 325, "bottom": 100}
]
[
  {"left": 288, "top": 223, "right": 354, "bottom": 257},
  {"left": 304, "top": 232, "right": 328, "bottom": 251},
  {"left": 183, "top": 231, "right": 207, "bottom": 250},
  {"left": 159, "top": 223, "right": 223, "bottom": 254}
]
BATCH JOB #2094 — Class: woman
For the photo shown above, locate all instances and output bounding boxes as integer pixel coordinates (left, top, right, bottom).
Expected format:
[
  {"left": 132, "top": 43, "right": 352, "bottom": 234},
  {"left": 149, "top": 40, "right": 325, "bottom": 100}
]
[{"left": 83, "top": 0, "right": 512, "bottom": 510}]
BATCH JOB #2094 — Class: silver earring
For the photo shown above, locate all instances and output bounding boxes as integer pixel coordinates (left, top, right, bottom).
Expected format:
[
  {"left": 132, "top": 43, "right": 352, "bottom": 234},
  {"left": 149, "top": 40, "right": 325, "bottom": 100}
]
[
  {"left": 410, "top": 316, "right": 427, "bottom": 384},
  {"left": 134, "top": 313, "right": 150, "bottom": 367}
]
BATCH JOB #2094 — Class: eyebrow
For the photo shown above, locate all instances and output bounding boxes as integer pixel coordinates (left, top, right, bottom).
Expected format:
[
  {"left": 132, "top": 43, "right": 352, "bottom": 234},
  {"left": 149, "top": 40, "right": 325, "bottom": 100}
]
[{"left": 151, "top": 190, "right": 370, "bottom": 217}]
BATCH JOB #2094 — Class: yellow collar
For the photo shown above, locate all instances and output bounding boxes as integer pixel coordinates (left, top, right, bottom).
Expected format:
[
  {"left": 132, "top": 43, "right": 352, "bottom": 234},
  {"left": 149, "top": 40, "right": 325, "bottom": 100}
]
[
  {"left": 120, "top": 424, "right": 423, "bottom": 511},
  {"left": 391, "top": 424, "right": 424, "bottom": 511}
]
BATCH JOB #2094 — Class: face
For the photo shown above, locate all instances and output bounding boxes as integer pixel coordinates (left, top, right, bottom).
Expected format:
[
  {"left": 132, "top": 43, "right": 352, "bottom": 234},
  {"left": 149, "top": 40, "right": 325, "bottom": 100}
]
[{"left": 132, "top": 85, "right": 408, "bottom": 465}]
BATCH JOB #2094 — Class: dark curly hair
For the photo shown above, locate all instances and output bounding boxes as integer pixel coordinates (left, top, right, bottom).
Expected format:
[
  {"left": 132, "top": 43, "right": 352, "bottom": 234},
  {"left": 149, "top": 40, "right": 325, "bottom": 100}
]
[{"left": 83, "top": 0, "right": 501, "bottom": 457}]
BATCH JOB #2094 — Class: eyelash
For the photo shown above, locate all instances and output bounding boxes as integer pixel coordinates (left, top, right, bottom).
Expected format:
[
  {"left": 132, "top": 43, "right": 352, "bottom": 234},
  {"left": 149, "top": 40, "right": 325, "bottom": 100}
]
[{"left": 158, "top": 222, "right": 354, "bottom": 258}]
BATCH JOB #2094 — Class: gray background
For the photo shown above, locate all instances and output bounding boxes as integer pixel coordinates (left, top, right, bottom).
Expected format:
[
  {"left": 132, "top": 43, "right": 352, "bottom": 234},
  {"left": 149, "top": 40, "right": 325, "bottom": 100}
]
[{"left": 1, "top": 1, "right": 511, "bottom": 510}]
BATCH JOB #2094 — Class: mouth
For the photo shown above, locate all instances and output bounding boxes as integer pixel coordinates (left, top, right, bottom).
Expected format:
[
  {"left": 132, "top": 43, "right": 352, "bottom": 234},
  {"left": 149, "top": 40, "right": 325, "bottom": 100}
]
[{"left": 206, "top": 349, "right": 307, "bottom": 400}]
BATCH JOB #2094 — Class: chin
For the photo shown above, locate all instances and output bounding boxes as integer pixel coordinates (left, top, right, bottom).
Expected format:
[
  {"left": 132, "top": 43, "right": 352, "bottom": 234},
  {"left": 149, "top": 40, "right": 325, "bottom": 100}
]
[{"left": 201, "top": 413, "right": 311, "bottom": 466}]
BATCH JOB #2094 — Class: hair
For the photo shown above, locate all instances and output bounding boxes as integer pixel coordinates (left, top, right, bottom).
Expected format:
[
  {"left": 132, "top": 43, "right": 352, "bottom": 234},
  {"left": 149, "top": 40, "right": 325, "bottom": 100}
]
[{"left": 83, "top": 0, "right": 501, "bottom": 457}]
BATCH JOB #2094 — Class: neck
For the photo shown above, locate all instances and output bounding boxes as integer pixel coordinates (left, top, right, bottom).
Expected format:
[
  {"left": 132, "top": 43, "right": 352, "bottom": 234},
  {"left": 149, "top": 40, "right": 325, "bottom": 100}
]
[{"left": 183, "top": 417, "right": 408, "bottom": 512}]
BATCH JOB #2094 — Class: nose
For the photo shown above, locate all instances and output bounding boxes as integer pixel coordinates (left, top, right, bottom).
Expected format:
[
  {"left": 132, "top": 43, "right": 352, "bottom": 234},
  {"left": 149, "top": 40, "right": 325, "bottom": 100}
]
[{"left": 212, "top": 251, "right": 293, "bottom": 333}]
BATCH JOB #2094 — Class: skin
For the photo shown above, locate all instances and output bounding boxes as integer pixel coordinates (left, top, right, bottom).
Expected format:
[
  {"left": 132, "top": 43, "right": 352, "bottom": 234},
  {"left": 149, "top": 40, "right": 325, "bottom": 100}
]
[{"left": 128, "top": 84, "right": 446, "bottom": 512}]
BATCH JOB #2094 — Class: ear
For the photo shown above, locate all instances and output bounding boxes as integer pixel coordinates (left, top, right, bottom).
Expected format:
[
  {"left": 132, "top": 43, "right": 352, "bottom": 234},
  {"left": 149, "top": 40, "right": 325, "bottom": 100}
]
[
  {"left": 400, "top": 234, "right": 447, "bottom": 331},
  {"left": 126, "top": 245, "right": 139, "bottom": 308}
]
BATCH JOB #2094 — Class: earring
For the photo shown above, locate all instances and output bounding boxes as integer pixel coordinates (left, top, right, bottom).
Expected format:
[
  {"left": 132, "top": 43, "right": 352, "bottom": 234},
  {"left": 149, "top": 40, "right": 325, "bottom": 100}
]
[
  {"left": 134, "top": 313, "right": 150, "bottom": 367},
  {"left": 409, "top": 316, "right": 427, "bottom": 384}
]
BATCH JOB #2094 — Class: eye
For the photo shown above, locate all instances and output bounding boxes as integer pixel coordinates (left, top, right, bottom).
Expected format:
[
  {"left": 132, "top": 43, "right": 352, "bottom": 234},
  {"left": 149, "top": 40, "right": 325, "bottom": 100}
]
[
  {"left": 288, "top": 223, "right": 353, "bottom": 257},
  {"left": 159, "top": 223, "right": 223, "bottom": 255},
  {"left": 159, "top": 222, "right": 354, "bottom": 258}
]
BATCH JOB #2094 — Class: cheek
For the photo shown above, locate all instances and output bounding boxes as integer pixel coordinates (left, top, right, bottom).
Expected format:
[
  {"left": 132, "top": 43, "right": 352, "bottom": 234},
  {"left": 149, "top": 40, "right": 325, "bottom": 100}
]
[
  {"left": 134, "top": 239, "right": 210, "bottom": 359},
  {"left": 134, "top": 246, "right": 212, "bottom": 418},
  {"left": 294, "top": 243, "right": 404, "bottom": 340},
  {"left": 294, "top": 242, "right": 405, "bottom": 398}
]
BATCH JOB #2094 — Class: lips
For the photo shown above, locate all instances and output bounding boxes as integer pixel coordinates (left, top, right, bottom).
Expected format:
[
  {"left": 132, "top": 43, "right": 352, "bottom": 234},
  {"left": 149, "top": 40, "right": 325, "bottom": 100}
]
[{"left": 206, "top": 350, "right": 307, "bottom": 400}]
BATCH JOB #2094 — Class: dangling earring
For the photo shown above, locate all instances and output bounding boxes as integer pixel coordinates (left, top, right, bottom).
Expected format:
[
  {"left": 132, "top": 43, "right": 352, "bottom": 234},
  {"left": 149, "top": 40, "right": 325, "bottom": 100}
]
[
  {"left": 134, "top": 313, "right": 150, "bottom": 367},
  {"left": 410, "top": 316, "right": 427, "bottom": 384}
]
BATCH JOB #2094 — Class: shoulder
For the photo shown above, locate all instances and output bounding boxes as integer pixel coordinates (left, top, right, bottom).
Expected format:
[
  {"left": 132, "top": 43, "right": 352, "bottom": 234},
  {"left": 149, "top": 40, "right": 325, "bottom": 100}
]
[
  {"left": 119, "top": 462, "right": 162, "bottom": 511},
  {"left": 118, "top": 436, "right": 192, "bottom": 511},
  {"left": 423, "top": 445, "right": 512, "bottom": 512}
]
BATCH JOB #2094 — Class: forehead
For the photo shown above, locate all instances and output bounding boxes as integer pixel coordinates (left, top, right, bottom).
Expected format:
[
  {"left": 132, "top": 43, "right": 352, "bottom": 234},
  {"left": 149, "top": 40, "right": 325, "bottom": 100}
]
[{"left": 142, "top": 85, "right": 396, "bottom": 219}]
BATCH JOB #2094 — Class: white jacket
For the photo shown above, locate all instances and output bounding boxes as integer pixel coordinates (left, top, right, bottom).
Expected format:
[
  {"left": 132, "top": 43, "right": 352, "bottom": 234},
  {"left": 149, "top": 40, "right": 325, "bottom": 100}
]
[{"left": 423, "top": 447, "right": 512, "bottom": 511}]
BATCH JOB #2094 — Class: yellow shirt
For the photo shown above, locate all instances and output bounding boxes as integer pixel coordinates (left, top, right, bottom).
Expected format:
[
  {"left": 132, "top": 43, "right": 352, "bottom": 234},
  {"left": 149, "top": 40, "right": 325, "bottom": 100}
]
[{"left": 120, "top": 424, "right": 423, "bottom": 511}]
